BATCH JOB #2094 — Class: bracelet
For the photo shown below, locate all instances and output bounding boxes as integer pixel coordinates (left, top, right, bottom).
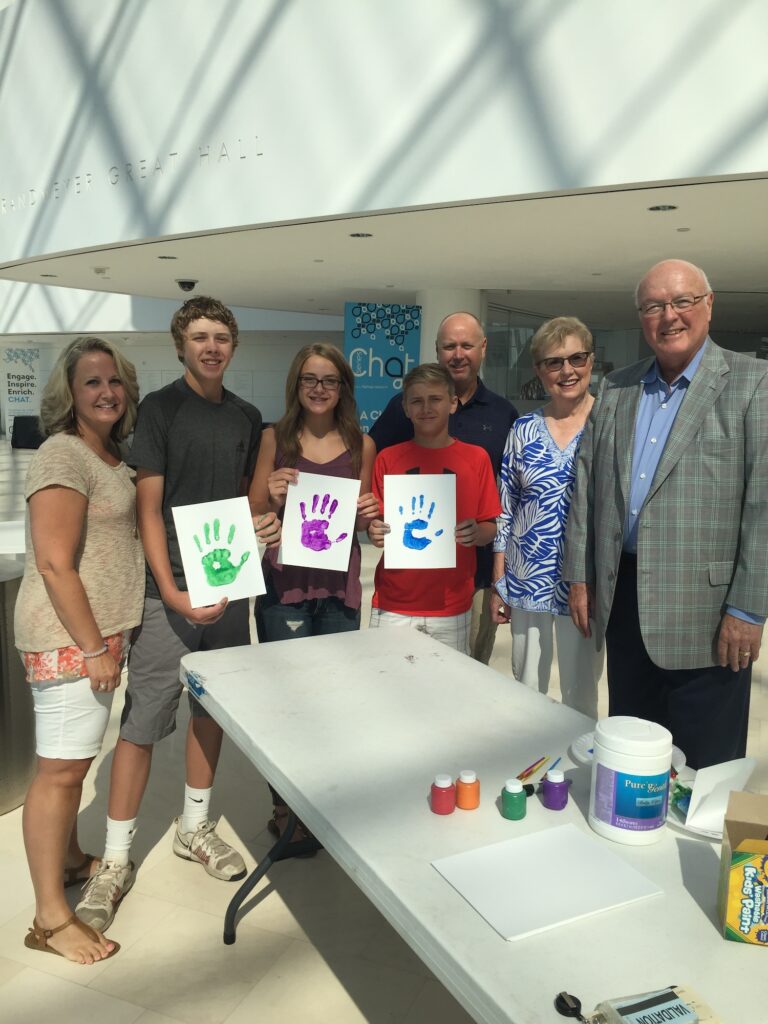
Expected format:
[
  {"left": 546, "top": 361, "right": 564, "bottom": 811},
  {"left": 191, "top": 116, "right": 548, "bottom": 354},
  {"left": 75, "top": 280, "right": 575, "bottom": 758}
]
[{"left": 82, "top": 643, "right": 108, "bottom": 659}]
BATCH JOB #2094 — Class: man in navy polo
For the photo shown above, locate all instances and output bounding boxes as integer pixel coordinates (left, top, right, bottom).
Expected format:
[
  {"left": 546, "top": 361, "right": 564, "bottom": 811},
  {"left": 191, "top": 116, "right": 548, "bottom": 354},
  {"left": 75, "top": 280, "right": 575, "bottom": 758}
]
[{"left": 370, "top": 311, "right": 517, "bottom": 663}]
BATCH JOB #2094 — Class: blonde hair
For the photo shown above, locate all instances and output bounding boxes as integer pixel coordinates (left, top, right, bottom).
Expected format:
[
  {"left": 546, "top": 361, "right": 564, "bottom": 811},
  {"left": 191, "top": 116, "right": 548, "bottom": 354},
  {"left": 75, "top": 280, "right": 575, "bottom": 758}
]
[
  {"left": 39, "top": 336, "right": 139, "bottom": 441},
  {"left": 531, "top": 316, "right": 593, "bottom": 363},
  {"left": 402, "top": 362, "right": 455, "bottom": 398}
]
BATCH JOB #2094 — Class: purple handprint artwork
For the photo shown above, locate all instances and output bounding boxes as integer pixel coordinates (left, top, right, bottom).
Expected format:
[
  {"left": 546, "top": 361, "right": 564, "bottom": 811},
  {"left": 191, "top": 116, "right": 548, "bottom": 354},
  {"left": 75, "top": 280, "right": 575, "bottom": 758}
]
[{"left": 300, "top": 492, "right": 349, "bottom": 552}]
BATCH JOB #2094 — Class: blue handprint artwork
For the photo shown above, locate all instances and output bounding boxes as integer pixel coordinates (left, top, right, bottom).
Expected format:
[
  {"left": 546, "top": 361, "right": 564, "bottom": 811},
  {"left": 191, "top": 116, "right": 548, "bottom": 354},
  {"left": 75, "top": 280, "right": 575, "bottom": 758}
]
[
  {"left": 384, "top": 475, "right": 456, "bottom": 569},
  {"left": 399, "top": 494, "right": 444, "bottom": 550},
  {"left": 300, "top": 493, "right": 349, "bottom": 552}
]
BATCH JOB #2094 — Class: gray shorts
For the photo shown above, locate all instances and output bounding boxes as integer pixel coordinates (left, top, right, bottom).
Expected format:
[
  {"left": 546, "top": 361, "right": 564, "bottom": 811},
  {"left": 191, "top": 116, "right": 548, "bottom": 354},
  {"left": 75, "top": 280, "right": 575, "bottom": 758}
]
[{"left": 120, "top": 596, "right": 250, "bottom": 745}]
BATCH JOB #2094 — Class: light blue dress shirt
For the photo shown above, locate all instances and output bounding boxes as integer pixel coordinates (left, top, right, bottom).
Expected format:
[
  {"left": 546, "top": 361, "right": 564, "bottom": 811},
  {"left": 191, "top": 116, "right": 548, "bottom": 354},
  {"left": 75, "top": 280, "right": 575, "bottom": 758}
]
[{"left": 624, "top": 339, "right": 763, "bottom": 624}]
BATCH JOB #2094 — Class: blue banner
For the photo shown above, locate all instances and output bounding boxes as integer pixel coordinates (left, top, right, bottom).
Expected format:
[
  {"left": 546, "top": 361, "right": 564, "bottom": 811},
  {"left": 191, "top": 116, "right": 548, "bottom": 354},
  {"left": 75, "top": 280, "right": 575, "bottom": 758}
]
[{"left": 344, "top": 302, "right": 421, "bottom": 432}]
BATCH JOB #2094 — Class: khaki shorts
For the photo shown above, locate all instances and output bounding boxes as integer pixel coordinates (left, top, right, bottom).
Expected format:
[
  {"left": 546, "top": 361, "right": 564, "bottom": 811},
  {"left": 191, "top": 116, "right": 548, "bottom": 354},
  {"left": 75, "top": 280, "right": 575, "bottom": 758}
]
[{"left": 120, "top": 596, "right": 249, "bottom": 745}]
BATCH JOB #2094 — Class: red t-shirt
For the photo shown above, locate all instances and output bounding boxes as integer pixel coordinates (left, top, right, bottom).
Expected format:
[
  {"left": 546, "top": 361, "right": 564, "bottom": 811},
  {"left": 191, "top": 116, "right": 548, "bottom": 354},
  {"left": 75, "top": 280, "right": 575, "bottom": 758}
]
[{"left": 372, "top": 439, "right": 501, "bottom": 616}]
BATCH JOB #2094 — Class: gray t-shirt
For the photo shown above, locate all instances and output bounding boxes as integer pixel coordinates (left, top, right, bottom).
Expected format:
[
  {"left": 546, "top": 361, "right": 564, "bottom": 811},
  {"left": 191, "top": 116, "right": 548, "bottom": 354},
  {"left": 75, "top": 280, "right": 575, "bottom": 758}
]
[{"left": 129, "top": 377, "right": 262, "bottom": 598}]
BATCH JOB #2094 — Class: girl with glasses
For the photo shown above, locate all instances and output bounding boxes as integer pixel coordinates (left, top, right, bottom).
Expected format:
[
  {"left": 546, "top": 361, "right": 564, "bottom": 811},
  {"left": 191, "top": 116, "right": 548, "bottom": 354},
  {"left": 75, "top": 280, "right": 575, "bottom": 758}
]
[
  {"left": 248, "top": 344, "right": 378, "bottom": 847},
  {"left": 490, "top": 317, "right": 603, "bottom": 715}
]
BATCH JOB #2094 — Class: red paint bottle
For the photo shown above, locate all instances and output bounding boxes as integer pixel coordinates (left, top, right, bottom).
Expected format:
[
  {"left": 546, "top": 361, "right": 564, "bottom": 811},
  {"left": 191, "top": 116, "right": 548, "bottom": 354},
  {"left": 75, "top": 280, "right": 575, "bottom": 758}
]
[{"left": 431, "top": 774, "right": 456, "bottom": 815}]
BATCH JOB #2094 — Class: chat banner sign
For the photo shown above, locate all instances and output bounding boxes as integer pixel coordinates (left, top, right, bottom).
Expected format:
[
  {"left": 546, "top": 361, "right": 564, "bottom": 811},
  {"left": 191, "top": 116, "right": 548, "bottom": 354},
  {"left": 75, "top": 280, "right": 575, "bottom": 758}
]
[{"left": 344, "top": 302, "right": 421, "bottom": 433}]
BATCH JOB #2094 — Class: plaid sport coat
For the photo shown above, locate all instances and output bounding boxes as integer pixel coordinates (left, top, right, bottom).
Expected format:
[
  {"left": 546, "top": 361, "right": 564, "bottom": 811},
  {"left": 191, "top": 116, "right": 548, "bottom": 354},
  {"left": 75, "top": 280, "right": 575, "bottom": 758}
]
[{"left": 563, "top": 340, "right": 768, "bottom": 669}]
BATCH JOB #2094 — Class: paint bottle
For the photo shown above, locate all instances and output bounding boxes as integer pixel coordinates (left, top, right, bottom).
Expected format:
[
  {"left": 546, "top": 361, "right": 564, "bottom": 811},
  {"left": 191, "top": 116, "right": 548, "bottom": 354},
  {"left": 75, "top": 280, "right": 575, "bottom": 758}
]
[
  {"left": 430, "top": 774, "right": 456, "bottom": 815},
  {"left": 455, "top": 770, "right": 480, "bottom": 810},
  {"left": 501, "top": 778, "right": 526, "bottom": 820},
  {"left": 541, "top": 769, "right": 569, "bottom": 811},
  {"left": 588, "top": 716, "right": 672, "bottom": 845}
]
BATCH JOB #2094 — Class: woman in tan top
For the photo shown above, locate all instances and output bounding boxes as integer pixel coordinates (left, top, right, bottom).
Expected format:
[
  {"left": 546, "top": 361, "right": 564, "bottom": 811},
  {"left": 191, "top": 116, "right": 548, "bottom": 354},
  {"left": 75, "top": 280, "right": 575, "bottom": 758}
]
[{"left": 14, "top": 337, "right": 144, "bottom": 964}]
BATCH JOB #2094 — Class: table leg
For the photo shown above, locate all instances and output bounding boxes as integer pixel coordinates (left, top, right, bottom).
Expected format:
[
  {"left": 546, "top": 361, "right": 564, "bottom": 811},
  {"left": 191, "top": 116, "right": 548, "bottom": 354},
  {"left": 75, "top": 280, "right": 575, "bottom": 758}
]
[{"left": 223, "top": 811, "right": 322, "bottom": 944}]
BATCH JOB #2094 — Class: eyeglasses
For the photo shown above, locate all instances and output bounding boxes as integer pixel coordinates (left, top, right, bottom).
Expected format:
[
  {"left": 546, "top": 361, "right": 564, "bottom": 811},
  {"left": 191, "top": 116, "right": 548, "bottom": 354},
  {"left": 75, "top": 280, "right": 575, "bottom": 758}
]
[
  {"left": 637, "top": 294, "right": 709, "bottom": 318},
  {"left": 298, "top": 374, "right": 342, "bottom": 391},
  {"left": 536, "top": 351, "right": 592, "bottom": 372}
]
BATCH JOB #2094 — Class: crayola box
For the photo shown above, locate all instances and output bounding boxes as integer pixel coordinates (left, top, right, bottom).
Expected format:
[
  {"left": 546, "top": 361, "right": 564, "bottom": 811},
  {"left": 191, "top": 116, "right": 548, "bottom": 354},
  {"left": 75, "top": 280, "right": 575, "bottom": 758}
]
[{"left": 717, "top": 791, "right": 768, "bottom": 945}]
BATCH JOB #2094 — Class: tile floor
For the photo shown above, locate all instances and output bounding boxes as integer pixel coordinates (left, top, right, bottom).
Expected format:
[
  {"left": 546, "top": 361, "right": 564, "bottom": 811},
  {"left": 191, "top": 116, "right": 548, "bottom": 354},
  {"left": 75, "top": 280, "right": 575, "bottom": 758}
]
[{"left": 1, "top": 541, "right": 766, "bottom": 1024}]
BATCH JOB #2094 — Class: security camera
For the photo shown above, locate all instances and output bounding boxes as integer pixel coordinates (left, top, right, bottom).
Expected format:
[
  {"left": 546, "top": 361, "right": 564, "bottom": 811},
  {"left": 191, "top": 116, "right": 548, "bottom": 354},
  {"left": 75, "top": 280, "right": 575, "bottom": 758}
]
[{"left": 176, "top": 279, "right": 198, "bottom": 292}]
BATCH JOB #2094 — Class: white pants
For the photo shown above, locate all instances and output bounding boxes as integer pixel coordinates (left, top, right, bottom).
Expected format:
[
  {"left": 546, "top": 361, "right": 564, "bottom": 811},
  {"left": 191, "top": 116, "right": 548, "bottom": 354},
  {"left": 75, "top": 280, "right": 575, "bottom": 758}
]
[
  {"left": 31, "top": 675, "right": 114, "bottom": 759},
  {"left": 510, "top": 608, "right": 603, "bottom": 718},
  {"left": 369, "top": 608, "right": 471, "bottom": 655}
]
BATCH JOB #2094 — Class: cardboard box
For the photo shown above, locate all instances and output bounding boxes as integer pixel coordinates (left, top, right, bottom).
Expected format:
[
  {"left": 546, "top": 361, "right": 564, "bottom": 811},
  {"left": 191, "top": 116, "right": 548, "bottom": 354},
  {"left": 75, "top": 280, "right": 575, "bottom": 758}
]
[{"left": 718, "top": 791, "right": 768, "bottom": 945}]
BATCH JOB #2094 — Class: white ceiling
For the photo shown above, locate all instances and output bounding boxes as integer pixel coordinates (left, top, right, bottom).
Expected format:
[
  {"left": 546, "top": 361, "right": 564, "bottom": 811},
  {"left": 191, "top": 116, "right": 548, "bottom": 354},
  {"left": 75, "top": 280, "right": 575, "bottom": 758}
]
[{"left": 1, "top": 176, "right": 766, "bottom": 334}]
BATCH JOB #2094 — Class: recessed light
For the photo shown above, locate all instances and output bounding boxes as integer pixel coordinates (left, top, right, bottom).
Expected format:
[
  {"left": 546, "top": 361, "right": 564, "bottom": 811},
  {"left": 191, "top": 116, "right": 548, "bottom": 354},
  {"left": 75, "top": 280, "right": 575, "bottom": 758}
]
[
  {"left": 676, "top": 227, "right": 691, "bottom": 233},
  {"left": 157, "top": 255, "right": 178, "bottom": 260},
  {"left": 349, "top": 232, "right": 373, "bottom": 238},
  {"left": 40, "top": 273, "right": 58, "bottom": 278},
  {"left": 647, "top": 204, "right": 677, "bottom": 212}
]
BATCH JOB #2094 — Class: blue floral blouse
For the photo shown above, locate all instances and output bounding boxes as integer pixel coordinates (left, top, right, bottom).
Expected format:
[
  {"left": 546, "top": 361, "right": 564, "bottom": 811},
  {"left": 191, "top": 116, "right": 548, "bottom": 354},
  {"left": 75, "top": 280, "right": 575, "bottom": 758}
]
[{"left": 493, "top": 409, "right": 583, "bottom": 615}]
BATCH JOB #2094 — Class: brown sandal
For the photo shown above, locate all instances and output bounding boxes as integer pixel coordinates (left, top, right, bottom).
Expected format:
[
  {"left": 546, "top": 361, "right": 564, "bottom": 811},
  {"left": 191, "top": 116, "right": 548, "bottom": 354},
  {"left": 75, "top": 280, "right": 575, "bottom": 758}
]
[
  {"left": 63, "top": 853, "right": 100, "bottom": 888},
  {"left": 24, "top": 914, "right": 120, "bottom": 961},
  {"left": 266, "top": 805, "right": 319, "bottom": 858}
]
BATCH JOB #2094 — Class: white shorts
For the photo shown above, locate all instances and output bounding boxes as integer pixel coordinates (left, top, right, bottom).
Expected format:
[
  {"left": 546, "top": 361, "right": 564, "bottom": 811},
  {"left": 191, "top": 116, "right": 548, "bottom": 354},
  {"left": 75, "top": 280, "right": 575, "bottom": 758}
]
[
  {"left": 369, "top": 608, "right": 471, "bottom": 655},
  {"left": 31, "top": 675, "right": 114, "bottom": 760}
]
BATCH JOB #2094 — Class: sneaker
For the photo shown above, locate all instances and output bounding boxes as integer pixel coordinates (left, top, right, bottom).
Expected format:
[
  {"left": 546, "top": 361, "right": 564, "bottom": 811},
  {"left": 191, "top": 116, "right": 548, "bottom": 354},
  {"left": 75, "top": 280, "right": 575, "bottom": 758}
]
[
  {"left": 172, "top": 818, "right": 246, "bottom": 881},
  {"left": 75, "top": 860, "right": 135, "bottom": 932}
]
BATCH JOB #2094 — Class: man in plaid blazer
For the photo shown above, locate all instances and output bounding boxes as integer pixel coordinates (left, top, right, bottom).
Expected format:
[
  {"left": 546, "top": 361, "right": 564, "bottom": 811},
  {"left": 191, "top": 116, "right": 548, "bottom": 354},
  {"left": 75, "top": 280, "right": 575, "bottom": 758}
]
[{"left": 564, "top": 259, "right": 767, "bottom": 769}]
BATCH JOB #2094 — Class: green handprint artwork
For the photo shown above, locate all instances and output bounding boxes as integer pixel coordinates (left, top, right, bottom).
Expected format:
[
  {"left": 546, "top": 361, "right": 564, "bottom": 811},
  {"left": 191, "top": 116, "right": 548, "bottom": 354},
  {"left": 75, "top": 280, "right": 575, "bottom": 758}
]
[{"left": 193, "top": 519, "right": 250, "bottom": 586}]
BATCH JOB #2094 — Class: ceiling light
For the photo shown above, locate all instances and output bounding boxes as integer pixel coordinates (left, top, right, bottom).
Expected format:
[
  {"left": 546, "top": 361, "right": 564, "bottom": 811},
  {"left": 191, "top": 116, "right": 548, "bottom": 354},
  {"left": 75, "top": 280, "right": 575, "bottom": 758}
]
[
  {"left": 349, "top": 232, "right": 373, "bottom": 238},
  {"left": 647, "top": 204, "right": 677, "bottom": 212}
]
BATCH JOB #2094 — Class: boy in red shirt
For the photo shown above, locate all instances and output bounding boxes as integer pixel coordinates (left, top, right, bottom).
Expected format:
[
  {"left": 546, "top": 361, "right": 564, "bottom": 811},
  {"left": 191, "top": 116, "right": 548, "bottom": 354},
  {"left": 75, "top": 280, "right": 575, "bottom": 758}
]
[{"left": 368, "top": 364, "right": 501, "bottom": 653}]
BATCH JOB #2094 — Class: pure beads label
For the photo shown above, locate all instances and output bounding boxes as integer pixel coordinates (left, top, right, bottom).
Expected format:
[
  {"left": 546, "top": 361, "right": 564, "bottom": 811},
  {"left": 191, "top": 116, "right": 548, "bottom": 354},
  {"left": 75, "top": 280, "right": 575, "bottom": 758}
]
[{"left": 593, "top": 764, "right": 669, "bottom": 831}]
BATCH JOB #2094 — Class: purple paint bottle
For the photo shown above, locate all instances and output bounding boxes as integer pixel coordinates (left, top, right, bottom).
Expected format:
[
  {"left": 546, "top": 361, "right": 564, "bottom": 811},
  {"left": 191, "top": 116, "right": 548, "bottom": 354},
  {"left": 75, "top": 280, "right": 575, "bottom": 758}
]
[{"left": 541, "top": 769, "right": 570, "bottom": 810}]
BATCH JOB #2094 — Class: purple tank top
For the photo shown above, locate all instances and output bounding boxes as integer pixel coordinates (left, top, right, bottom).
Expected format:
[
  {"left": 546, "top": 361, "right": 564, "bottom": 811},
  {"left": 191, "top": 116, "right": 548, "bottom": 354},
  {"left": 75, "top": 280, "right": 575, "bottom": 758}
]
[{"left": 263, "top": 448, "right": 362, "bottom": 609}]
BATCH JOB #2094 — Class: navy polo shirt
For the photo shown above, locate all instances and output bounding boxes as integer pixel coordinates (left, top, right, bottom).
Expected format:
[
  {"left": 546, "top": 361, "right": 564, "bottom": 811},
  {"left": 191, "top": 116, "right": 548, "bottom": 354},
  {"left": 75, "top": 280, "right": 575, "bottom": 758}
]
[{"left": 369, "top": 379, "right": 517, "bottom": 587}]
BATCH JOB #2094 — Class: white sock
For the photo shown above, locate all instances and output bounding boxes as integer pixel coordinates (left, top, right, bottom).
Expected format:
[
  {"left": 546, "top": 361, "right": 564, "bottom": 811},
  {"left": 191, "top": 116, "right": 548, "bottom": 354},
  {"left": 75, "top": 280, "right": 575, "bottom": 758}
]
[
  {"left": 181, "top": 785, "right": 211, "bottom": 834},
  {"left": 103, "top": 816, "right": 137, "bottom": 866}
]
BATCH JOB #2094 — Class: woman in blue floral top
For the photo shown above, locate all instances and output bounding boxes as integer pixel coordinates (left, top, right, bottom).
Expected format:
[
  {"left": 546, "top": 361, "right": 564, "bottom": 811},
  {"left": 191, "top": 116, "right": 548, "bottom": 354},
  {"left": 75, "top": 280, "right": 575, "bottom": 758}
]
[{"left": 490, "top": 317, "right": 603, "bottom": 716}]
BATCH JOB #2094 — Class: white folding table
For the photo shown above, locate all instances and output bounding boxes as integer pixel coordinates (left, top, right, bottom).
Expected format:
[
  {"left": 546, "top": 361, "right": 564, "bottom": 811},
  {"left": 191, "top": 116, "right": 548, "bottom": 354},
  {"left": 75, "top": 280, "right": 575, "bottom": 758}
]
[{"left": 180, "top": 629, "right": 763, "bottom": 1024}]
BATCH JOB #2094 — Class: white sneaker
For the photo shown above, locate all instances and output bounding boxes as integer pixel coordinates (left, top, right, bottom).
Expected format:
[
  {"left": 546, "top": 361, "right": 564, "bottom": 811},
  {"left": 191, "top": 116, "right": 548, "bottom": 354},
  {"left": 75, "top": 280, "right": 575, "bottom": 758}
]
[
  {"left": 171, "top": 818, "right": 246, "bottom": 881},
  {"left": 75, "top": 860, "right": 135, "bottom": 932}
]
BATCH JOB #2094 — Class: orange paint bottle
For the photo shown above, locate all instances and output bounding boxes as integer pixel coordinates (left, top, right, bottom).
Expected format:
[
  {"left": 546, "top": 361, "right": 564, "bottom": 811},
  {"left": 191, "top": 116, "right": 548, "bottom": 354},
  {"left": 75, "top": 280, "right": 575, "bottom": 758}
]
[{"left": 455, "top": 769, "right": 480, "bottom": 809}]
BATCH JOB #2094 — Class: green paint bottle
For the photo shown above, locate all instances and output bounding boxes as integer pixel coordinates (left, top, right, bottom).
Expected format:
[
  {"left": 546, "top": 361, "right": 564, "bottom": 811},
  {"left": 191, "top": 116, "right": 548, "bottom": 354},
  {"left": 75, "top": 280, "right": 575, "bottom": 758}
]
[{"left": 501, "top": 778, "right": 526, "bottom": 820}]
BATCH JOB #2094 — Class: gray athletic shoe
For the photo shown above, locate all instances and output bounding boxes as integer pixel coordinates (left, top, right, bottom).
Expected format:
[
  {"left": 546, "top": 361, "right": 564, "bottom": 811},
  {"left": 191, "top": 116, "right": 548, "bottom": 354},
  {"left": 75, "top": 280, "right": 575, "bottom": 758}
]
[
  {"left": 75, "top": 859, "right": 135, "bottom": 932},
  {"left": 171, "top": 817, "right": 246, "bottom": 880}
]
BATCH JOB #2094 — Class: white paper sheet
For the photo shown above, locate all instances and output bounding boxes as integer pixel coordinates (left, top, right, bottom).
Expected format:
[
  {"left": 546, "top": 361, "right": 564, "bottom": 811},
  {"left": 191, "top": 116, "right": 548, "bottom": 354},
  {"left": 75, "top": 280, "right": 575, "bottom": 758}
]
[
  {"left": 383, "top": 474, "right": 456, "bottom": 569},
  {"left": 683, "top": 757, "right": 756, "bottom": 838},
  {"left": 279, "top": 471, "right": 360, "bottom": 572},
  {"left": 432, "top": 824, "right": 662, "bottom": 941},
  {"left": 172, "top": 496, "right": 266, "bottom": 608}
]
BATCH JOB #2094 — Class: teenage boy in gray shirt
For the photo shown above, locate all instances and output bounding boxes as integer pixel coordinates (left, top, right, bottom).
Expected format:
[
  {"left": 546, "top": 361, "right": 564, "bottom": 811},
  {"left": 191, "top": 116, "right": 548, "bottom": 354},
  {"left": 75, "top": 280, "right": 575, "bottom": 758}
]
[{"left": 78, "top": 297, "right": 280, "bottom": 932}]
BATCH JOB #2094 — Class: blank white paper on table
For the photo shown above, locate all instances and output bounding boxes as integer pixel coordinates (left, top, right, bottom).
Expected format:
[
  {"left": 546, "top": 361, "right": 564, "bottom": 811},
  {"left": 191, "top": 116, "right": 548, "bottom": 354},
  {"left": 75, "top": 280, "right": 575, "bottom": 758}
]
[{"left": 432, "top": 824, "right": 662, "bottom": 941}]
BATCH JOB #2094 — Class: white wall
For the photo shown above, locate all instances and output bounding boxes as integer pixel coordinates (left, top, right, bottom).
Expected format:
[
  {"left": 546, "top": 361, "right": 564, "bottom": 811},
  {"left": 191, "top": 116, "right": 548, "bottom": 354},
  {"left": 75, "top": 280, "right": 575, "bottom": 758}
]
[
  {"left": 2, "top": 0, "right": 767, "bottom": 266},
  {"left": 1, "top": 329, "right": 345, "bottom": 431}
]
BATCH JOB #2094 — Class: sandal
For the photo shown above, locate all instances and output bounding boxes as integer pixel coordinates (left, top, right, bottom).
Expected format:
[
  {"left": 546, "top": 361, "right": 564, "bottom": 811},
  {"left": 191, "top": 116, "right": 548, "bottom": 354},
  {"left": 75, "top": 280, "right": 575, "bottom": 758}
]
[
  {"left": 24, "top": 914, "right": 120, "bottom": 961},
  {"left": 266, "top": 805, "right": 319, "bottom": 858},
  {"left": 63, "top": 853, "right": 100, "bottom": 888}
]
